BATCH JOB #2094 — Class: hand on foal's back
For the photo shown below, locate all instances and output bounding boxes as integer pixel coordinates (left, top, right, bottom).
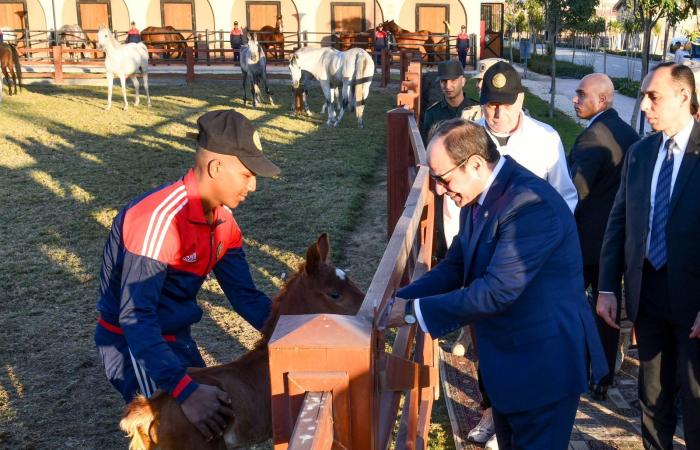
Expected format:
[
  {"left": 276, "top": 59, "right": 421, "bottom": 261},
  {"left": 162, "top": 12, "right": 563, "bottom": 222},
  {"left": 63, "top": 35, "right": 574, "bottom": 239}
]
[{"left": 180, "top": 384, "right": 234, "bottom": 440}]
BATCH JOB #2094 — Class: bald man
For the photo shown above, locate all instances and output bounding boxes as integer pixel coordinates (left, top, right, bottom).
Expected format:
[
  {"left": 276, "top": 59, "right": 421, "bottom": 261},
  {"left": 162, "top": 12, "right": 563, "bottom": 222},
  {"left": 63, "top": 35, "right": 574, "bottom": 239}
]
[
  {"left": 95, "top": 110, "right": 280, "bottom": 440},
  {"left": 570, "top": 73, "right": 639, "bottom": 400}
]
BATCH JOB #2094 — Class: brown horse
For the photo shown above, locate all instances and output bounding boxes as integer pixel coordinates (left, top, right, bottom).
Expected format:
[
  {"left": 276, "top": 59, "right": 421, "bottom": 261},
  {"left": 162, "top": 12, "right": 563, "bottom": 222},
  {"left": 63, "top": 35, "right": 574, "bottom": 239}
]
[
  {"left": 141, "top": 26, "right": 189, "bottom": 59},
  {"left": 335, "top": 31, "right": 373, "bottom": 51},
  {"left": 257, "top": 15, "right": 284, "bottom": 60},
  {"left": 0, "top": 43, "right": 22, "bottom": 98},
  {"left": 119, "top": 234, "right": 364, "bottom": 450},
  {"left": 380, "top": 19, "right": 447, "bottom": 62}
]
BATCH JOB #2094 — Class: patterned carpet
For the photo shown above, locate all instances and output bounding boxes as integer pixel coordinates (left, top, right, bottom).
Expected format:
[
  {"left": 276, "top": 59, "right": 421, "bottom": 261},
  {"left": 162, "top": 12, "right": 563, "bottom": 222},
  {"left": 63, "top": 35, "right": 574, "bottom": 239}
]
[{"left": 439, "top": 345, "right": 688, "bottom": 449}]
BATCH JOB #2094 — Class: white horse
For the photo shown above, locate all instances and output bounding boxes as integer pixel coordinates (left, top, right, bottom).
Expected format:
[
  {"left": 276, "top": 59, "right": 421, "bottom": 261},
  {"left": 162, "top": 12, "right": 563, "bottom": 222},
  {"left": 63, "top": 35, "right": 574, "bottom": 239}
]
[
  {"left": 240, "top": 33, "right": 274, "bottom": 108},
  {"left": 288, "top": 47, "right": 375, "bottom": 128},
  {"left": 96, "top": 27, "right": 151, "bottom": 111}
]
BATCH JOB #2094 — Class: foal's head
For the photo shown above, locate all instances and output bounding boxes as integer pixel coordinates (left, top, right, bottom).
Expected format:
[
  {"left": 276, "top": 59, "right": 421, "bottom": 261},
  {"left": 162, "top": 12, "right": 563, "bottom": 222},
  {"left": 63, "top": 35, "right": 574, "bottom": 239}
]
[
  {"left": 96, "top": 27, "right": 114, "bottom": 49},
  {"left": 288, "top": 52, "right": 302, "bottom": 89},
  {"left": 276, "top": 234, "right": 364, "bottom": 317},
  {"left": 246, "top": 33, "right": 260, "bottom": 61}
]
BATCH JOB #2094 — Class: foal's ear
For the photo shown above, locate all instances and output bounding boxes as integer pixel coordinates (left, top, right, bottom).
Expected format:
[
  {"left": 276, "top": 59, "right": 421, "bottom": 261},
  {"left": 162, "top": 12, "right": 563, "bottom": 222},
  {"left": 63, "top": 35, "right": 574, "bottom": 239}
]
[
  {"left": 305, "top": 240, "right": 321, "bottom": 276},
  {"left": 317, "top": 233, "right": 330, "bottom": 263},
  {"left": 305, "top": 233, "right": 330, "bottom": 276}
]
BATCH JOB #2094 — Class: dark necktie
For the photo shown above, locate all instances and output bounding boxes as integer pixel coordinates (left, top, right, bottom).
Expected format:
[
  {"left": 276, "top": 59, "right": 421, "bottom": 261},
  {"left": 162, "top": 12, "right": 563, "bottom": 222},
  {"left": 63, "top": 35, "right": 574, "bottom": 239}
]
[
  {"left": 648, "top": 138, "right": 675, "bottom": 270},
  {"left": 471, "top": 203, "right": 482, "bottom": 229}
]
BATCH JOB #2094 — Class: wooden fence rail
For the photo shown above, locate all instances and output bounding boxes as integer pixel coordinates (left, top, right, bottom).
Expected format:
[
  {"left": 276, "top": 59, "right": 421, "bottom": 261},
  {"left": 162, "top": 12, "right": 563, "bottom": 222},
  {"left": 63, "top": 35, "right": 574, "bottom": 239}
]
[{"left": 269, "top": 59, "right": 437, "bottom": 449}]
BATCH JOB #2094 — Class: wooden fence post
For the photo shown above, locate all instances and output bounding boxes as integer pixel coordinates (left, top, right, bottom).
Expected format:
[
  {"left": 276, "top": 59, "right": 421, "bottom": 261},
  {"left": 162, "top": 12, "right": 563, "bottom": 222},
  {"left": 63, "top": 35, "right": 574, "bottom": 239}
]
[
  {"left": 185, "top": 46, "right": 195, "bottom": 84},
  {"left": 386, "top": 108, "right": 415, "bottom": 237},
  {"left": 382, "top": 47, "right": 390, "bottom": 87},
  {"left": 52, "top": 45, "right": 63, "bottom": 85}
]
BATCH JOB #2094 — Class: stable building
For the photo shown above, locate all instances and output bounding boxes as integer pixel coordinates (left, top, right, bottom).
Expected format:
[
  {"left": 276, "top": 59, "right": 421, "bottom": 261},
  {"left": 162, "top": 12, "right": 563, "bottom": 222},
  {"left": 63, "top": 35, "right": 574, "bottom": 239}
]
[{"left": 0, "top": 0, "right": 503, "bottom": 58}]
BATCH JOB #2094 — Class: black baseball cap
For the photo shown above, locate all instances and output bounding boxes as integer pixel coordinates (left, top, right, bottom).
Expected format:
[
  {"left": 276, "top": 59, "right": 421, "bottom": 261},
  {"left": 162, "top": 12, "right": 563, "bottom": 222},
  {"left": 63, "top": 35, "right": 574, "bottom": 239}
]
[
  {"left": 480, "top": 61, "right": 523, "bottom": 105},
  {"left": 436, "top": 59, "right": 464, "bottom": 81},
  {"left": 194, "top": 110, "right": 281, "bottom": 177}
]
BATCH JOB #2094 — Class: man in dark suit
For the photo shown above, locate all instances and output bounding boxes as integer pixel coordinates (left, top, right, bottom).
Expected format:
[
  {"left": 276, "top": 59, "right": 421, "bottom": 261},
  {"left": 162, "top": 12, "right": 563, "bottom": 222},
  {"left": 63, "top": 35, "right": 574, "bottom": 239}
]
[
  {"left": 598, "top": 62, "right": 700, "bottom": 448},
  {"left": 570, "top": 73, "right": 640, "bottom": 401},
  {"left": 385, "top": 118, "right": 607, "bottom": 449}
]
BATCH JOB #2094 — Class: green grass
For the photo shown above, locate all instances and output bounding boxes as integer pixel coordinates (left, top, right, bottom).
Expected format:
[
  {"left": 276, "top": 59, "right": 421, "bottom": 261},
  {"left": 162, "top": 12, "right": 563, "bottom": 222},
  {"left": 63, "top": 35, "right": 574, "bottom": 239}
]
[
  {"left": 511, "top": 49, "right": 595, "bottom": 78},
  {"left": 0, "top": 81, "right": 395, "bottom": 449},
  {"left": 611, "top": 77, "right": 641, "bottom": 98}
]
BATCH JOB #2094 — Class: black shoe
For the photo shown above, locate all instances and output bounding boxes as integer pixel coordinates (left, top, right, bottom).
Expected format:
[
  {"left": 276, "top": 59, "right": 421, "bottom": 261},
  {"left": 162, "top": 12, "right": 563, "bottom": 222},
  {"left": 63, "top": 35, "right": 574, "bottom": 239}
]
[{"left": 589, "top": 383, "right": 609, "bottom": 401}]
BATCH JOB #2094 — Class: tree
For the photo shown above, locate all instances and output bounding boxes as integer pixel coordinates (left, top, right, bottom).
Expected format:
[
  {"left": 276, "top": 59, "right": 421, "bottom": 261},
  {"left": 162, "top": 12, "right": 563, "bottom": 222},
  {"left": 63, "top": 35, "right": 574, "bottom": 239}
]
[
  {"left": 540, "top": 0, "right": 599, "bottom": 117},
  {"left": 623, "top": 0, "right": 695, "bottom": 131}
]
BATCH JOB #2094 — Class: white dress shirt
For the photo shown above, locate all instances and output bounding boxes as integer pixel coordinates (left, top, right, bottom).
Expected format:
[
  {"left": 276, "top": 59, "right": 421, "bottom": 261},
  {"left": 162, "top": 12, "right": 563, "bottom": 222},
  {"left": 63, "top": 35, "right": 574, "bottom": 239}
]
[
  {"left": 414, "top": 156, "right": 506, "bottom": 332},
  {"left": 599, "top": 117, "right": 694, "bottom": 296},
  {"left": 646, "top": 117, "right": 694, "bottom": 253},
  {"left": 588, "top": 110, "right": 605, "bottom": 128},
  {"left": 442, "top": 113, "right": 578, "bottom": 249}
]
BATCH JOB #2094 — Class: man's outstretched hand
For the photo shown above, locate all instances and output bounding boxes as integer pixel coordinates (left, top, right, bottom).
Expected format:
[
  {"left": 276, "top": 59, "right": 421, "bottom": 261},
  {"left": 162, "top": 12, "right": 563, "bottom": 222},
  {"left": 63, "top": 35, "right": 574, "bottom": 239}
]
[{"left": 181, "top": 384, "right": 234, "bottom": 440}]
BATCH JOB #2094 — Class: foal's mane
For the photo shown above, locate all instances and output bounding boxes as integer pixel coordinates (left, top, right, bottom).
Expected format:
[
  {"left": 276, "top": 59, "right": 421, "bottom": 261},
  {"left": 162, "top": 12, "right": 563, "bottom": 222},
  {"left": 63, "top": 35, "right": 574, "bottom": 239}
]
[{"left": 232, "top": 262, "right": 310, "bottom": 366}]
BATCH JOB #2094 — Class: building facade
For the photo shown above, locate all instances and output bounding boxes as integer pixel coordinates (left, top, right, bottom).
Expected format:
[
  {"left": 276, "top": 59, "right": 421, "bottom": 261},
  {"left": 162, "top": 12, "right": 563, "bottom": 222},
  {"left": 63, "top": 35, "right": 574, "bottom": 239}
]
[{"left": 0, "top": 0, "right": 503, "bottom": 56}]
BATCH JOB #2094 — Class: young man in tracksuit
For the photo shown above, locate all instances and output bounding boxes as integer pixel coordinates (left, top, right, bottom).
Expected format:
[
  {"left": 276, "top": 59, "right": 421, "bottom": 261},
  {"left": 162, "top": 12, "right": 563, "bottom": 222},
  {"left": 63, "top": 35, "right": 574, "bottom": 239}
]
[
  {"left": 374, "top": 24, "right": 388, "bottom": 67},
  {"left": 456, "top": 25, "right": 470, "bottom": 69},
  {"left": 126, "top": 22, "right": 140, "bottom": 43},
  {"left": 230, "top": 21, "right": 243, "bottom": 64},
  {"left": 95, "top": 109, "right": 280, "bottom": 441}
]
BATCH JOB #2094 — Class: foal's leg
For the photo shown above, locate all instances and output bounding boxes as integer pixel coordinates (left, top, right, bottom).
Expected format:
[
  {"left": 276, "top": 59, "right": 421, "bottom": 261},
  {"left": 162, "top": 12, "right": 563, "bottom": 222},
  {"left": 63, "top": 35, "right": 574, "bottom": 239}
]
[
  {"left": 263, "top": 70, "right": 274, "bottom": 106},
  {"left": 119, "top": 74, "right": 129, "bottom": 110},
  {"left": 303, "top": 89, "right": 312, "bottom": 116},
  {"left": 242, "top": 71, "right": 248, "bottom": 105},
  {"left": 142, "top": 70, "right": 152, "bottom": 107},
  {"left": 105, "top": 72, "right": 114, "bottom": 110},
  {"left": 131, "top": 74, "right": 141, "bottom": 106},
  {"left": 2, "top": 65, "right": 12, "bottom": 95},
  {"left": 321, "top": 82, "right": 335, "bottom": 126}
]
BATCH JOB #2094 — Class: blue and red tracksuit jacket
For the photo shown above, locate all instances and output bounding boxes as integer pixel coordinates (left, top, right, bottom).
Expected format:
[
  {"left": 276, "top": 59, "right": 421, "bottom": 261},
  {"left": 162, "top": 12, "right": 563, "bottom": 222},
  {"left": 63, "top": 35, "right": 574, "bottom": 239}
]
[{"left": 96, "top": 169, "right": 271, "bottom": 403}]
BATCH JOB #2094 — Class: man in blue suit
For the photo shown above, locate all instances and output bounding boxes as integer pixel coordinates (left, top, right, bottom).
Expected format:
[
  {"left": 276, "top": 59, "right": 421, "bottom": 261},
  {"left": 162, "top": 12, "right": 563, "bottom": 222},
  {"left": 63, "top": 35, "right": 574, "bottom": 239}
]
[{"left": 385, "top": 118, "right": 607, "bottom": 448}]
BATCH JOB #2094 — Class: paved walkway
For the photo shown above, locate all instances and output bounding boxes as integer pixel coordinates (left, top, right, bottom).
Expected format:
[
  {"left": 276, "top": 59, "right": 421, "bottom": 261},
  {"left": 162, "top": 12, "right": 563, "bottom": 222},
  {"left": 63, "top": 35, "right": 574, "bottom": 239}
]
[{"left": 504, "top": 63, "right": 652, "bottom": 134}]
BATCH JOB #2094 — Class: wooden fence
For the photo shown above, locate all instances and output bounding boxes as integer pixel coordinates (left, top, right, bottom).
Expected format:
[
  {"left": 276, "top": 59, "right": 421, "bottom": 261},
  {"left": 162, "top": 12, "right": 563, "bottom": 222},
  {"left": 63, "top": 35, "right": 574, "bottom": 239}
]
[
  {"left": 15, "top": 45, "right": 398, "bottom": 87},
  {"left": 269, "top": 59, "right": 438, "bottom": 450}
]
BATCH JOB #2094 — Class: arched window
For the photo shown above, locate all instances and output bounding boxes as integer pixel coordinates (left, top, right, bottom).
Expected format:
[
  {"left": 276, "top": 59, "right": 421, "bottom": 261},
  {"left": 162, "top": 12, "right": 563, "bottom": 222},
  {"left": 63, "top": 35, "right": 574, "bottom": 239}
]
[
  {"left": 161, "top": 0, "right": 194, "bottom": 32},
  {"left": 0, "top": 1, "right": 27, "bottom": 31},
  {"left": 331, "top": 2, "right": 366, "bottom": 33},
  {"left": 77, "top": 0, "right": 112, "bottom": 41},
  {"left": 416, "top": 3, "right": 449, "bottom": 34},
  {"left": 246, "top": 1, "right": 280, "bottom": 31}
]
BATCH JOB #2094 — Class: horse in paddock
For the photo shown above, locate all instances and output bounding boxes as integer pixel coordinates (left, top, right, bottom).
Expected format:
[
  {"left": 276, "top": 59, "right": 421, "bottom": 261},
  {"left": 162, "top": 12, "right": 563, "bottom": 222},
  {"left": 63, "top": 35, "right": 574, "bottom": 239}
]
[
  {"left": 335, "top": 31, "right": 373, "bottom": 51},
  {"left": 380, "top": 20, "right": 446, "bottom": 62},
  {"left": 0, "top": 43, "right": 22, "bottom": 100},
  {"left": 119, "top": 233, "right": 364, "bottom": 450},
  {"left": 289, "top": 46, "right": 374, "bottom": 128},
  {"left": 257, "top": 16, "right": 284, "bottom": 60},
  {"left": 96, "top": 27, "right": 151, "bottom": 111},
  {"left": 141, "top": 26, "right": 189, "bottom": 59},
  {"left": 240, "top": 33, "right": 274, "bottom": 108},
  {"left": 59, "top": 24, "right": 91, "bottom": 61}
]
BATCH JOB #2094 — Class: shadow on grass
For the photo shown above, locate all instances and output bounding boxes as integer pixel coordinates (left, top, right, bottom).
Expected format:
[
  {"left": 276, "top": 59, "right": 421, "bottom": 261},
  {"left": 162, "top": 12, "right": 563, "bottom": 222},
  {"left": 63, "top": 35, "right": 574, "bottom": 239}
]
[{"left": 0, "top": 81, "right": 395, "bottom": 448}]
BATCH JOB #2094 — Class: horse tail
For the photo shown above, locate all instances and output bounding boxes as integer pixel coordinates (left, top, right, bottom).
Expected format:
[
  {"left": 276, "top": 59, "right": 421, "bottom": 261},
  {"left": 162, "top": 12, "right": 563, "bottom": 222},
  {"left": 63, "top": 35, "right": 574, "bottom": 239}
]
[
  {"left": 120, "top": 395, "right": 157, "bottom": 450},
  {"left": 354, "top": 51, "right": 373, "bottom": 112},
  {"left": 10, "top": 44, "right": 21, "bottom": 92}
]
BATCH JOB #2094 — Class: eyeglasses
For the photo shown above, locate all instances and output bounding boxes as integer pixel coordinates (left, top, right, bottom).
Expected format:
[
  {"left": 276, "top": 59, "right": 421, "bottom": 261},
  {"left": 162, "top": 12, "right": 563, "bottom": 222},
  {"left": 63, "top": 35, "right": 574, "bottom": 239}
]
[{"left": 430, "top": 158, "right": 468, "bottom": 187}]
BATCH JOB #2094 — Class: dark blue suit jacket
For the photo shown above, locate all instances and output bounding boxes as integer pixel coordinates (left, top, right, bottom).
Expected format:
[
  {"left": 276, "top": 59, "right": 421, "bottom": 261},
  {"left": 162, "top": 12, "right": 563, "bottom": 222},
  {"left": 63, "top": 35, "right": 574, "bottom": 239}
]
[{"left": 398, "top": 156, "right": 607, "bottom": 414}]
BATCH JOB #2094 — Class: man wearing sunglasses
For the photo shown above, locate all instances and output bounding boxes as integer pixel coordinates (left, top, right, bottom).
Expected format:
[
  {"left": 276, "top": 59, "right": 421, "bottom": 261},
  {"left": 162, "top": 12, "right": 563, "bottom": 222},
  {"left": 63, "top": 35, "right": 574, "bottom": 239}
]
[
  {"left": 440, "top": 61, "right": 579, "bottom": 448},
  {"left": 384, "top": 118, "right": 607, "bottom": 449}
]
